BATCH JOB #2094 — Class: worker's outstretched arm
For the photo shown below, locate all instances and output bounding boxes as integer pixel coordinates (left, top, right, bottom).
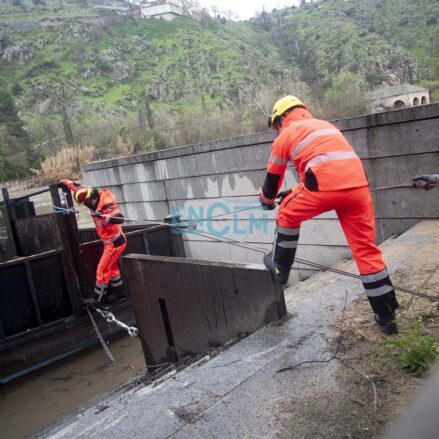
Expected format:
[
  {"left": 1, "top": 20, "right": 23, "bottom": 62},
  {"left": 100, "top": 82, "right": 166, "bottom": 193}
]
[
  {"left": 60, "top": 179, "right": 81, "bottom": 191},
  {"left": 259, "top": 136, "right": 289, "bottom": 209},
  {"left": 412, "top": 174, "right": 439, "bottom": 190}
]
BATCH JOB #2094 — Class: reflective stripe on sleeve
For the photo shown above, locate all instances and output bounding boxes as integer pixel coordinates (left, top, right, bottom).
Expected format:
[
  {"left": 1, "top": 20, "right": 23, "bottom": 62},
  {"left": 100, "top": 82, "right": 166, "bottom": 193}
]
[{"left": 269, "top": 154, "right": 289, "bottom": 165}]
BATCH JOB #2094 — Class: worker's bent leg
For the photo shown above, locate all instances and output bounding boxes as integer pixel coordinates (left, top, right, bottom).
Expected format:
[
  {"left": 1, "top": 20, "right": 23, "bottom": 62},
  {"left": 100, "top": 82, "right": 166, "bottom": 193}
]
[
  {"left": 336, "top": 187, "right": 399, "bottom": 331},
  {"left": 267, "top": 184, "right": 330, "bottom": 285},
  {"left": 95, "top": 244, "right": 119, "bottom": 301},
  {"left": 108, "top": 242, "right": 126, "bottom": 290}
]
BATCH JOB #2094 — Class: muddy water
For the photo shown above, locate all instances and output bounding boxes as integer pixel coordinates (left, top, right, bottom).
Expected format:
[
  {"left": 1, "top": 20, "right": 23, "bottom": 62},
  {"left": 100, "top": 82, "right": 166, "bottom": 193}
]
[{"left": 0, "top": 335, "right": 145, "bottom": 439}]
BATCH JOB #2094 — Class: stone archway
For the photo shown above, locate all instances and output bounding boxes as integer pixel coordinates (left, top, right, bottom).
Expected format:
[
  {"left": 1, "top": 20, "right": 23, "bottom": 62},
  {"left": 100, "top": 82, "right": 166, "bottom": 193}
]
[
  {"left": 421, "top": 96, "right": 428, "bottom": 104},
  {"left": 393, "top": 100, "right": 405, "bottom": 109},
  {"left": 413, "top": 97, "right": 420, "bottom": 106}
]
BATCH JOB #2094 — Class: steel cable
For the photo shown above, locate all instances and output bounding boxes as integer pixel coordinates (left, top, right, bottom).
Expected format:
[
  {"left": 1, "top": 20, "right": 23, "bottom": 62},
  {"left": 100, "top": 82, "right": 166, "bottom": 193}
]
[
  {"left": 53, "top": 185, "right": 439, "bottom": 302},
  {"left": 189, "top": 227, "right": 439, "bottom": 303}
]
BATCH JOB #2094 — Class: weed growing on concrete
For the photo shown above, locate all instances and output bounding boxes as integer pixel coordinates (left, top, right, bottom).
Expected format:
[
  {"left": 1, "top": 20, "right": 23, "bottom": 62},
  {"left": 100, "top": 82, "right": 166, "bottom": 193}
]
[{"left": 383, "top": 317, "right": 438, "bottom": 377}]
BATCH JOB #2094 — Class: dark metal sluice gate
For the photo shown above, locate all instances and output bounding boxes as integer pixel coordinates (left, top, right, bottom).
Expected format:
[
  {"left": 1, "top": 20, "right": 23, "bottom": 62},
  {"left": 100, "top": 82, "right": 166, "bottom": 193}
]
[
  {"left": 124, "top": 254, "right": 287, "bottom": 367},
  {"left": 0, "top": 183, "right": 185, "bottom": 381}
]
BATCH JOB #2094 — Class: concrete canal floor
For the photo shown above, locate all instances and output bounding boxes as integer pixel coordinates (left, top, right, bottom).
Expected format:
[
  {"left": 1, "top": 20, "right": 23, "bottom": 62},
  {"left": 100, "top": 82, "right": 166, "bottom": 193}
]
[{"left": 30, "top": 220, "right": 439, "bottom": 439}]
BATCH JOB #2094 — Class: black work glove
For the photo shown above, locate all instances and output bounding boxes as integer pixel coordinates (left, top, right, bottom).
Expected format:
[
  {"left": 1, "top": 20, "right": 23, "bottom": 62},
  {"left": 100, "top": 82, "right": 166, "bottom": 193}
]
[
  {"left": 412, "top": 174, "right": 439, "bottom": 190},
  {"left": 277, "top": 189, "right": 292, "bottom": 203},
  {"left": 259, "top": 195, "right": 276, "bottom": 210}
]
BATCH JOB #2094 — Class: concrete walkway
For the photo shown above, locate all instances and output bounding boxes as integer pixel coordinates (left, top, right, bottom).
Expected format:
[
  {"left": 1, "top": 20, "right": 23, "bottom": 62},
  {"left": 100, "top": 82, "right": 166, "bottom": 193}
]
[{"left": 38, "top": 221, "right": 439, "bottom": 439}]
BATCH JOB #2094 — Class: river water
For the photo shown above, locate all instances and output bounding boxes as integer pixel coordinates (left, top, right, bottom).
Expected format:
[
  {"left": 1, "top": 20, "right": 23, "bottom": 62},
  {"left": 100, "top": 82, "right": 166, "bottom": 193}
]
[{"left": 0, "top": 335, "right": 145, "bottom": 439}]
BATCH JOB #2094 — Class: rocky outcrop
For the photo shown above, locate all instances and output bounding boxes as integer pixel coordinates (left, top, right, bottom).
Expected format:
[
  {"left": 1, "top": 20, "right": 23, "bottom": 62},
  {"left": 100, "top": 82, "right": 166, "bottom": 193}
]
[
  {"left": 110, "top": 60, "right": 135, "bottom": 83},
  {"left": 2, "top": 40, "right": 32, "bottom": 63},
  {"left": 377, "top": 48, "right": 419, "bottom": 85}
]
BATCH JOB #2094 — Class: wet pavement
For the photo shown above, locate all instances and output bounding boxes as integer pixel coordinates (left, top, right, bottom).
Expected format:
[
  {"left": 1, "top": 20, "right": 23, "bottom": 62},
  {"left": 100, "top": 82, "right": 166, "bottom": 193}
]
[{"left": 35, "top": 221, "right": 439, "bottom": 438}]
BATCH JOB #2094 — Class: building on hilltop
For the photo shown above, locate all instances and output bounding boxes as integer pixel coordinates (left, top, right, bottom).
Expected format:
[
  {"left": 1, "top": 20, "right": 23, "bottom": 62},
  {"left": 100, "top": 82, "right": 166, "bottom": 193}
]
[
  {"left": 367, "top": 84, "right": 430, "bottom": 113},
  {"left": 94, "top": 4, "right": 132, "bottom": 15},
  {"left": 139, "top": 0, "right": 184, "bottom": 20}
]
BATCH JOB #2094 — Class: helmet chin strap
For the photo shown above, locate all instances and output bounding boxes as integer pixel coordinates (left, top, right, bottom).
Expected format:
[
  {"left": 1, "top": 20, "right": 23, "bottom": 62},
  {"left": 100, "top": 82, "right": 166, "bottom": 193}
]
[{"left": 84, "top": 195, "right": 99, "bottom": 210}]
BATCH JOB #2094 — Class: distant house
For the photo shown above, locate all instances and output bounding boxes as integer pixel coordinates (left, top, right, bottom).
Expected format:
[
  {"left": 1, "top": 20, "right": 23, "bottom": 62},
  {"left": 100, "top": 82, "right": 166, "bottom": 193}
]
[
  {"left": 367, "top": 84, "right": 430, "bottom": 113},
  {"left": 94, "top": 4, "right": 131, "bottom": 15},
  {"left": 140, "top": 0, "right": 184, "bottom": 20}
]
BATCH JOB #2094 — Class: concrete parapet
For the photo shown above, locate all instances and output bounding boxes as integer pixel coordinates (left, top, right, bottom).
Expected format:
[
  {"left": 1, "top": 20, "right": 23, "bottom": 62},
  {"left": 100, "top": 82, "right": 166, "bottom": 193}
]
[{"left": 83, "top": 103, "right": 439, "bottom": 273}]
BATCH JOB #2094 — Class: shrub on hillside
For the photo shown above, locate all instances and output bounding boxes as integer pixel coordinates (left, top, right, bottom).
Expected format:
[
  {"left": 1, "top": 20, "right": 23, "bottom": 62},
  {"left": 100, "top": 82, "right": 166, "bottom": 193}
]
[{"left": 32, "top": 145, "right": 95, "bottom": 184}]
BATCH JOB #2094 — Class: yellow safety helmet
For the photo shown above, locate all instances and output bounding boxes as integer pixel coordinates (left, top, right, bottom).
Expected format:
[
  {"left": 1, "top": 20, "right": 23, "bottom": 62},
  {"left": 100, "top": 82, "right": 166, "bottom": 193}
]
[
  {"left": 268, "top": 95, "right": 306, "bottom": 129},
  {"left": 73, "top": 186, "right": 93, "bottom": 204}
]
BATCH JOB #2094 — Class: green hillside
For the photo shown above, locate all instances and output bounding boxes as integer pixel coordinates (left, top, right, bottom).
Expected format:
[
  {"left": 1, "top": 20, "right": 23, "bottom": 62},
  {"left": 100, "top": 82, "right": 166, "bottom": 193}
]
[
  {"left": 253, "top": 0, "right": 438, "bottom": 87},
  {"left": 0, "top": 0, "right": 437, "bottom": 179}
]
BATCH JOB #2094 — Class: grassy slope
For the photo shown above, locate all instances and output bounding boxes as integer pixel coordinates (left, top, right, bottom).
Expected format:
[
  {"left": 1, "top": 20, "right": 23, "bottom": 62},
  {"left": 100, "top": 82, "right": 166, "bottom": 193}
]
[
  {"left": 1, "top": 14, "right": 292, "bottom": 123},
  {"left": 271, "top": 0, "right": 438, "bottom": 86},
  {"left": 0, "top": 0, "right": 437, "bottom": 124}
]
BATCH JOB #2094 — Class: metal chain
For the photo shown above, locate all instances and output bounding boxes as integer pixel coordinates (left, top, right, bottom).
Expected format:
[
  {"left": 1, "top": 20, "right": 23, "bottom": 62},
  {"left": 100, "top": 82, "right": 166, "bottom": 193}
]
[
  {"left": 95, "top": 307, "right": 139, "bottom": 337},
  {"left": 86, "top": 307, "right": 116, "bottom": 363},
  {"left": 88, "top": 307, "right": 174, "bottom": 369}
]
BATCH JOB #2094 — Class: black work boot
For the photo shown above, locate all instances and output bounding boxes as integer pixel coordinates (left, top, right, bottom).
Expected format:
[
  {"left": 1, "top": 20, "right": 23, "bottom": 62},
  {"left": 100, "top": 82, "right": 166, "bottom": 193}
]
[
  {"left": 83, "top": 297, "right": 99, "bottom": 308},
  {"left": 374, "top": 312, "right": 398, "bottom": 335},
  {"left": 106, "top": 283, "right": 126, "bottom": 304},
  {"left": 263, "top": 252, "right": 290, "bottom": 286}
]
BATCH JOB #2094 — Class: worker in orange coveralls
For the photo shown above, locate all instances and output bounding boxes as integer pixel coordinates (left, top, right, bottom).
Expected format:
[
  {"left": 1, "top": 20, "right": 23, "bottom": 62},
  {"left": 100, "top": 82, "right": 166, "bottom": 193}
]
[
  {"left": 260, "top": 95, "right": 399, "bottom": 335},
  {"left": 60, "top": 179, "right": 126, "bottom": 307}
]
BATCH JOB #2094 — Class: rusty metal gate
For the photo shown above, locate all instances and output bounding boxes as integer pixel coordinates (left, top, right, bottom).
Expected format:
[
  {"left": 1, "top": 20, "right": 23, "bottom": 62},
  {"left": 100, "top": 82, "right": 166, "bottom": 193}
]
[{"left": 0, "top": 183, "right": 184, "bottom": 381}]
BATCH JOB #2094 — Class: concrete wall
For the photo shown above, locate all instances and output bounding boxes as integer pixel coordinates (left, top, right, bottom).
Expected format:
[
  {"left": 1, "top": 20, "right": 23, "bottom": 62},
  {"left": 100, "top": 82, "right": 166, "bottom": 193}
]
[{"left": 82, "top": 103, "right": 439, "bottom": 282}]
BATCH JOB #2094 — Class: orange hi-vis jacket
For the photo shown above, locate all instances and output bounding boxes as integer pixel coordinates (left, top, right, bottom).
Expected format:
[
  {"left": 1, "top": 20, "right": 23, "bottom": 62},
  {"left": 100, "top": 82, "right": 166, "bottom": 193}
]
[
  {"left": 92, "top": 189, "right": 125, "bottom": 243},
  {"left": 64, "top": 180, "right": 124, "bottom": 243},
  {"left": 261, "top": 108, "right": 368, "bottom": 204}
]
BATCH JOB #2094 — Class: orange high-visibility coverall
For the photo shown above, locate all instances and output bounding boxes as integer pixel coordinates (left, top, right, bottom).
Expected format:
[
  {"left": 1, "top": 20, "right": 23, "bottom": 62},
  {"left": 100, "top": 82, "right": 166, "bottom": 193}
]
[
  {"left": 260, "top": 108, "right": 398, "bottom": 315},
  {"left": 64, "top": 181, "right": 126, "bottom": 300}
]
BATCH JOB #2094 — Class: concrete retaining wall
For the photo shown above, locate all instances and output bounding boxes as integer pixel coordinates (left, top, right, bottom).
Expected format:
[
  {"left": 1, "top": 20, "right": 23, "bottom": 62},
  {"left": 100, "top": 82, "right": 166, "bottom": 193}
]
[{"left": 83, "top": 103, "right": 439, "bottom": 282}]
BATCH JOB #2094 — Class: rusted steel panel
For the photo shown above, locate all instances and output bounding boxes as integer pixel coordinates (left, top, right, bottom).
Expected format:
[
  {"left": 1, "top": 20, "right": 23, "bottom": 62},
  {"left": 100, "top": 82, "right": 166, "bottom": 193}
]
[
  {"left": 0, "top": 263, "right": 38, "bottom": 338},
  {"left": 0, "top": 204, "right": 17, "bottom": 262},
  {"left": 0, "top": 251, "right": 73, "bottom": 341},
  {"left": 14, "top": 214, "right": 61, "bottom": 256},
  {"left": 29, "top": 255, "right": 73, "bottom": 324},
  {"left": 124, "top": 255, "right": 286, "bottom": 367}
]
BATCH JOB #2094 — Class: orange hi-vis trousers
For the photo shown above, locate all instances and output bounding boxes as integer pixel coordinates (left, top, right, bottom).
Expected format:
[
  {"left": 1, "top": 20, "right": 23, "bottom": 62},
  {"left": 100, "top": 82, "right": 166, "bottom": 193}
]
[
  {"left": 94, "top": 241, "right": 127, "bottom": 300},
  {"left": 275, "top": 184, "right": 398, "bottom": 315}
]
